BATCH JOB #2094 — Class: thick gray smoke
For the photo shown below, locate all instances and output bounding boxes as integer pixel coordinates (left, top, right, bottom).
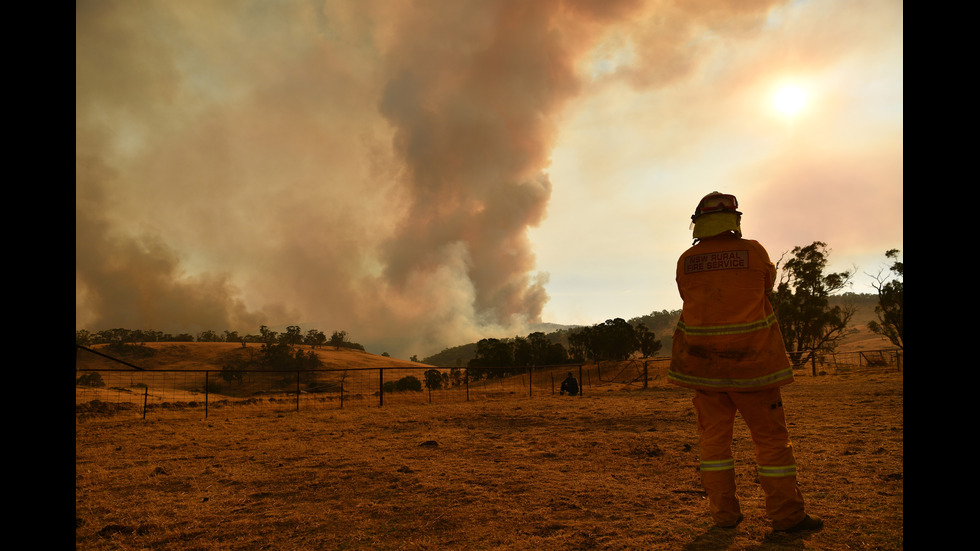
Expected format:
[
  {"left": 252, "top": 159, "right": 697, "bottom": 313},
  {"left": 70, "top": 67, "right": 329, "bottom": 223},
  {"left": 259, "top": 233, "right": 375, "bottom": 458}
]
[{"left": 76, "top": 0, "right": 786, "bottom": 357}]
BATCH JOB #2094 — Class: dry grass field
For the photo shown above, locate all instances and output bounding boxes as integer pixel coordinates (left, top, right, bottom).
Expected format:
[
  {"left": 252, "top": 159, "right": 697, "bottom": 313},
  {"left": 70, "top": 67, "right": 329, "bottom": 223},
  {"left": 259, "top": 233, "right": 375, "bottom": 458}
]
[
  {"left": 75, "top": 366, "right": 903, "bottom": 550},
  {"left": 75, "top": 341, "right": 426, "bottom": 371}
]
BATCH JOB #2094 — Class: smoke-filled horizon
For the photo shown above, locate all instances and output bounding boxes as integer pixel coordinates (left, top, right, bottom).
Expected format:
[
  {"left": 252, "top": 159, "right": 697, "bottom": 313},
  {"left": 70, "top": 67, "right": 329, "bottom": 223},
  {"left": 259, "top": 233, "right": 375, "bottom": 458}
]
[{"left": 76, "top": 0, "right": 903, "bottom": 359}]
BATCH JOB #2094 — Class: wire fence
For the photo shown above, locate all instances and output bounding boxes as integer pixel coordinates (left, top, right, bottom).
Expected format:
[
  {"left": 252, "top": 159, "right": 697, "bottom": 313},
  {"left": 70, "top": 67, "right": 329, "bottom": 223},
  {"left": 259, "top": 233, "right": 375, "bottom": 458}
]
[
  {"left": 792, "top": 348, "right": 903, "bottom": 375},
  {"left": 75, "top": 346, "right": 901, "bottom": 421}
]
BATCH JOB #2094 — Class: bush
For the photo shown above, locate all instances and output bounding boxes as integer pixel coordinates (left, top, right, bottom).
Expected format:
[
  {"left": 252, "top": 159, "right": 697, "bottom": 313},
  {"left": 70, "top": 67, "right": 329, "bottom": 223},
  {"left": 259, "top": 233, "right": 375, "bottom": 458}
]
[
  {"left": 105, "top": 342, "right": 156, "bottom": 359},
  {"left": 382, "top": 375, "right": 422, "bottom": 393},
  {"left": 76, "top": 372, "right": 105, "bottom": 388}
]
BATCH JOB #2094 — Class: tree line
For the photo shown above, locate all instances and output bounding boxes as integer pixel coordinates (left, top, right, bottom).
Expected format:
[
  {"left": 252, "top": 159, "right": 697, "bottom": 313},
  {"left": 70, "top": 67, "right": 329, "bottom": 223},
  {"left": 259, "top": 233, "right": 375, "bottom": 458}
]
[
  {"left": 428, "top": 243, "right": 902, "bottom": 371},
  {"left": 75, "top": 243, "right": 903, "bottom": 375},
  {"left": 75, "top": 325, "right": 365, "bottom": 352},
  {"left": 383, "top": 368, "right": 466, "bottom": 394},
  {"left": 460, "top": 318, "right": 665, "bottom": 381}
]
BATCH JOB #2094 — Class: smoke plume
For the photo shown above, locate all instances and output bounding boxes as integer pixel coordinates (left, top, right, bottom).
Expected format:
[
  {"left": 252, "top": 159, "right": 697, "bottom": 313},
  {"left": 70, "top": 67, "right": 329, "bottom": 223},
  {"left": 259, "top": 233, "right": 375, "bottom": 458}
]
[{"left": 76, "top": 0, "right": 787, "bottom": 357}]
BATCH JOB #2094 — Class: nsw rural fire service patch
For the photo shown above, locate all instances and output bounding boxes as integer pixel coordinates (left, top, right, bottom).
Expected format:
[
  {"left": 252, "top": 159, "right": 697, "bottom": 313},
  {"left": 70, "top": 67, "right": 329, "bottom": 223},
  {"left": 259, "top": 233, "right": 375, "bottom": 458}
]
[{"left": 684, "top": 250, "right": 749, "bottom": 274}]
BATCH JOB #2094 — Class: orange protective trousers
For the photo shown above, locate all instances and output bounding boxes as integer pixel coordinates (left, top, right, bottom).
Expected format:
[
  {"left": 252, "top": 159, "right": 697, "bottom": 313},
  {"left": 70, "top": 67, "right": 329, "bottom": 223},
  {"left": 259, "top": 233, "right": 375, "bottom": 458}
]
[{"left": 693, "top": 387, "right": 806, "bottom": 530}]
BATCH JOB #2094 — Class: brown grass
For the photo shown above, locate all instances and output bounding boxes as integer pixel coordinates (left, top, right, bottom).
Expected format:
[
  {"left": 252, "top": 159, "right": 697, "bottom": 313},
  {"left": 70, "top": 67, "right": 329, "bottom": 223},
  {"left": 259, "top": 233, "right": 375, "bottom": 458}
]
[
  {"left": 76, "top": 342, "right": 430, "bottom": 371},
  {"left": 75, "top": 369, "right": 902, "bottom": 550}
]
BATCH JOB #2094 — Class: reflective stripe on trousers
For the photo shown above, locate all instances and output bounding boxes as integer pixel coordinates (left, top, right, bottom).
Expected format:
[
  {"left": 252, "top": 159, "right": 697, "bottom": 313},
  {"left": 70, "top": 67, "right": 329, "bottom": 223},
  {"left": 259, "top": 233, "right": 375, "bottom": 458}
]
[
  {"left": 700, "top": 460, "right": 796, "bottom": 476},
  {"left": 693, "top": 388, "right": 807, "bottom": 530},
  {"left": 758, "top": 464, "right": 797, "bottom": 477},
  {"left": 700, "top": 458, "right": 735, "bottom": 472}
]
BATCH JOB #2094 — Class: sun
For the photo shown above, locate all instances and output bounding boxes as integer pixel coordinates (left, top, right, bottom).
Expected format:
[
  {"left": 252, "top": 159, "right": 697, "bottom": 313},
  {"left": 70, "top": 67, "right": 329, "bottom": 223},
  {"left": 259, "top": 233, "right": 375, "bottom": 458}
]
[{"left": 771, "top": 83, "right": 808, "bottom": 118}]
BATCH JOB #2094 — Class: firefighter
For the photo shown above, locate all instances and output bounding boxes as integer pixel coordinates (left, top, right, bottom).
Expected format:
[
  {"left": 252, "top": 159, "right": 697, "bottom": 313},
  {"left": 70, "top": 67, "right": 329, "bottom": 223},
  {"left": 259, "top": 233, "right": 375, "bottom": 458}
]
[
  {"left": 559, "top": 372, "right": 579, "bottom": 396},
  {"left": 668, "top": 191, "right": 823, "bottom": 533}
]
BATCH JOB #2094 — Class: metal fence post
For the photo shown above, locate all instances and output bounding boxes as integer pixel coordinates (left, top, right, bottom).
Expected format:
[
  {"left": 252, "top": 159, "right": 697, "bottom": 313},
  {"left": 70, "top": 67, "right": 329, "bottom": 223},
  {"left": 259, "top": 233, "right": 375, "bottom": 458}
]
[
  {"left": 379, "top": 368, "right": 384, "bottom": 407},
  {"left": 205, "top": 371, "right": 209, "bottom": 419},
  {"left": 296, "top": 371, "right": 300, "bottom": 412}
]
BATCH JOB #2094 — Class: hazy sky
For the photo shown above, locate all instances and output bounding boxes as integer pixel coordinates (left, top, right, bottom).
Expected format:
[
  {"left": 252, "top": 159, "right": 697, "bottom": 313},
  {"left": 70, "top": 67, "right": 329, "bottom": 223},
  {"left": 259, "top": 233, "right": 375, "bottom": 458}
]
[{"left": 76, "top": 0, "right": 903, "bottom": 359}]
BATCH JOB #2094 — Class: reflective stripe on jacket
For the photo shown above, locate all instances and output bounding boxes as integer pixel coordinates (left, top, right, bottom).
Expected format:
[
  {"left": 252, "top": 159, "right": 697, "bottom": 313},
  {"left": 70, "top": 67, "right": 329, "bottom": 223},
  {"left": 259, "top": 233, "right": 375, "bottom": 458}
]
[{"left": 669, "top": 233, "right": 792, "bottom": 392}]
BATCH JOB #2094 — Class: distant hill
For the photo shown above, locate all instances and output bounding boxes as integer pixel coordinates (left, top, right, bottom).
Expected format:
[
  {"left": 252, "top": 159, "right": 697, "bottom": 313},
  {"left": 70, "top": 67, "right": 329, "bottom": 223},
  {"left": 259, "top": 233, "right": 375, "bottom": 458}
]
[
  {"left": 827, "top": 292, "right": 895, "bottom": 351},
  {"left": 76, "top": 294, "right": 893, "bottom": 372},
  {"left": 422, "top": 293, "right": 894, "bottom": 366},
  {"left": 421, "top": 342, "right": 479, "bottom": 368}
]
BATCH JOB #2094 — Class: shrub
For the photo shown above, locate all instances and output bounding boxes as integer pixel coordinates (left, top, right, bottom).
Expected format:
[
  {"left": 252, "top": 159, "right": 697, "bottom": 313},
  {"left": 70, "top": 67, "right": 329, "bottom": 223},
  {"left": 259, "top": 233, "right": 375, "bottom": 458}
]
[
  {"left": 76, "top": 372, "right": 105, "bottom": 388},
  {"left": 382, "top": 375, "right": 422, "bottom": 393}
]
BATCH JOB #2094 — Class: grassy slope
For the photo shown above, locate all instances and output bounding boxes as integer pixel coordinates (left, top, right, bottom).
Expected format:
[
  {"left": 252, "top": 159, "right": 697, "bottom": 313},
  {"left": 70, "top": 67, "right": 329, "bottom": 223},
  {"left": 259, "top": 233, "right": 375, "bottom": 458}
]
[{"left": 77, "top": 341, "right": 433, "bottom": 372}]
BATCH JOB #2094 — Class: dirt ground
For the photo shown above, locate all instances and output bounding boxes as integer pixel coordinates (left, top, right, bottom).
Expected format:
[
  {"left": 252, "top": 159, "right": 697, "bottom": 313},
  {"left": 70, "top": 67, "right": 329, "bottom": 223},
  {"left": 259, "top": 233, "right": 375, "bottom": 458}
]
[{"left": 75, "top": 369, "right": 903, "bottom": 550}]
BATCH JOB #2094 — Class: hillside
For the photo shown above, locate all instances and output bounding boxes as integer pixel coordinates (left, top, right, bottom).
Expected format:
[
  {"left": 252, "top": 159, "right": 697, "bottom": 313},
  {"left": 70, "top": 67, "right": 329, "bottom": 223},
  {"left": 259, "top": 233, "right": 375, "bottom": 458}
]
[
  {"left": 76, "top": 341, "right": 433, "bottom": 372},
  {"left": 76, "top": 294, "right": 895, "bottom": 372},
  {"left": 423, "top": 293, "right": 895, "bottom": 366}
]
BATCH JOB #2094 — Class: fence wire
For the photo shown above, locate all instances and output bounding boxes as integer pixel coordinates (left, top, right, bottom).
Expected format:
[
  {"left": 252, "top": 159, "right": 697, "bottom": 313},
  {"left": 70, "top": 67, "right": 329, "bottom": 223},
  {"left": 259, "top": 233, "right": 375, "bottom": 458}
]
[{"left": 75, "top": 346, "right": 900, "bottom": 420}]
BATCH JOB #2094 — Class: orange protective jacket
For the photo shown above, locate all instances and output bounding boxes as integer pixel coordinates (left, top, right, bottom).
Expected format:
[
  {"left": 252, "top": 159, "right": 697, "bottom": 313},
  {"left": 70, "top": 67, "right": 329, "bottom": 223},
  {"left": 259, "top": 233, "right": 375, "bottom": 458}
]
[{"left": 668, "top": 233, "right": 792, "bottom": 392}]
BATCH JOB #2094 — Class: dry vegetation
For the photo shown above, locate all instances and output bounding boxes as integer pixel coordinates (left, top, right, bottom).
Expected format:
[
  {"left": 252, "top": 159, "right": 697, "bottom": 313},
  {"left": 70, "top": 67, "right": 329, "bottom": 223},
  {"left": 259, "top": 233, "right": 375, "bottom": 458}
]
[
  {"left": 76, "top": 342, "right": 427, "bottom": 372},
  {"left": 76, "top": 368, "right": 902, "bottom": 550},
  {"left": 76, "top": 298, "right": 902, "bottom": 549}
]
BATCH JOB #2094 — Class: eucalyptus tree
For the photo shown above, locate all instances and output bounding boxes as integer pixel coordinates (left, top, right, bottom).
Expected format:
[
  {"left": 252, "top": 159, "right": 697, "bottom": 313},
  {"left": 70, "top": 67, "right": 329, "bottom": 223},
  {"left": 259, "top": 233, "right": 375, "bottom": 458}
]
[
  {"left": 867, "top": 249, "right": 903, "bottom": 349},
  {"left": 771, "top": 241, "right": 855, "bottom": 366}
]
